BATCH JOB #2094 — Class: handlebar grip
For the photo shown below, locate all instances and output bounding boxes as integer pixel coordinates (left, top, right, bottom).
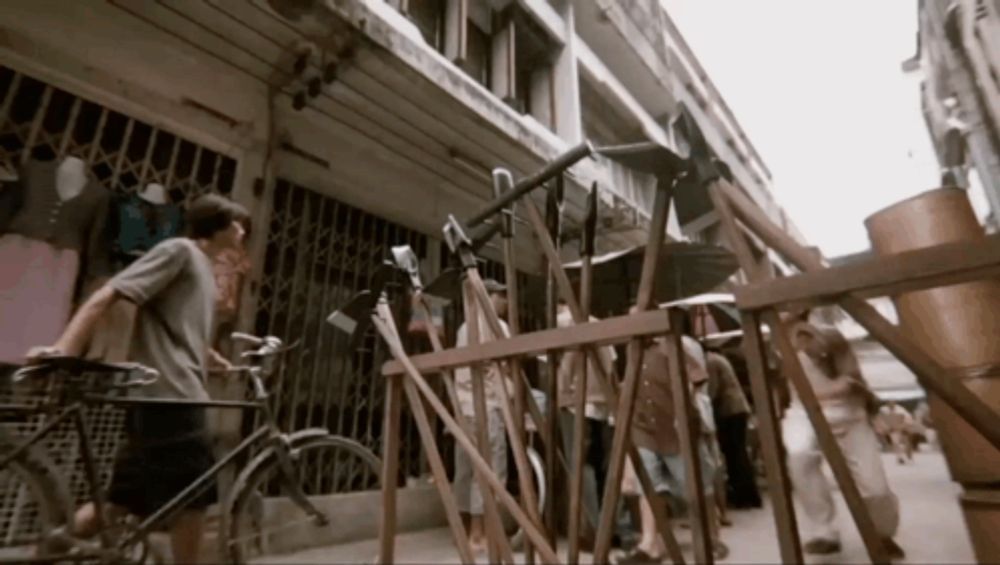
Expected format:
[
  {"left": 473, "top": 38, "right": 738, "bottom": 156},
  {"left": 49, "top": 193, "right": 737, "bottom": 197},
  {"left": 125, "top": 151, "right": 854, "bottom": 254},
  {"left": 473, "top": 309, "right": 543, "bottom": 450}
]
[{"left": 231, "top": 332, "right": 264, "bottom": 346}]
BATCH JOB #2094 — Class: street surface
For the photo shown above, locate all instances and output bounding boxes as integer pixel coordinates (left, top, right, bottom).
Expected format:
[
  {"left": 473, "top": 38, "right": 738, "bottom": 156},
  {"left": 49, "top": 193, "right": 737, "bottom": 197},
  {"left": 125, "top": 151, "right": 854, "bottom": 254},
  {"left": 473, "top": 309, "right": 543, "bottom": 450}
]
[{"left": 260, "top": 451, "right": 975, "bottom": 564}]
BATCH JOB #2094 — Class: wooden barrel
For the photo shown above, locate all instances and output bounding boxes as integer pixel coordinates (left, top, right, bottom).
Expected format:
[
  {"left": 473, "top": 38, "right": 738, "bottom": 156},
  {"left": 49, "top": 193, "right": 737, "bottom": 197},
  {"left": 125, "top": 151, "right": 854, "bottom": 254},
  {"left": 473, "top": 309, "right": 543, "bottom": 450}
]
[
  {"left": 960, "top": 489, "right": 1000, "bottom": 562},
  {"left": 865, "top": 188, "right": 1000, "bottom": 484}
]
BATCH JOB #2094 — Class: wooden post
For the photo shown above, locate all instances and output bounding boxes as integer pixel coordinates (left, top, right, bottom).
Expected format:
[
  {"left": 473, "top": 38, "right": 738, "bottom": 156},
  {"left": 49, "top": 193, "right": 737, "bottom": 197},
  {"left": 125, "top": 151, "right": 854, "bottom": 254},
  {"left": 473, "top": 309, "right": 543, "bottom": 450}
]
[
  {"left": 515, "top": 182, "right": 684, "bottom": 563},
  {"left": 709, "top": 181, "right": 890, "bottom": 563},
  {"left": 464, "top": 270, "right": 545, "bottom": 533},
  {"left": 369, "top": 315, "right": 561, "bottom": 564},
  {"left": 567, "top": 256, "right": 591, "bottom": 564},
  {"left": 740, "top": 312, "right": 803, "bottom": 563},
  {"left": 593, "top": 181, "right": 674, "bottom": 563},
  {"left": 666, "top": 310, "right": 713, "bottom": 564},
  {"left": 377, "top": 358, "right": 403, "bottom": 563},
  {"left": 373, "top": 303, "right": 476, "bottom": 564},
  {"left": 462, "top": 281, "right": 510, "bottom": 564}
]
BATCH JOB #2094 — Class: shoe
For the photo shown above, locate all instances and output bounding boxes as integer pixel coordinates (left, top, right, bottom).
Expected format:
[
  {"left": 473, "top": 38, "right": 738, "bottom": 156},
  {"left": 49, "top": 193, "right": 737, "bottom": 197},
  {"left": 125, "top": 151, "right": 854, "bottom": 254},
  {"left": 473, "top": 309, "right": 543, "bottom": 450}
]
[
  {"left": 803, "top": 538, "right": 842, "bottom": 555},
  {"left": 882, "top": 537, "right": 906, "bottom": 561},
  {"left": 614, "top": 548, "right": 663, "bottom": 564},
  {"left": 720, "top": 516, "right": 734, "bottom": 527}
]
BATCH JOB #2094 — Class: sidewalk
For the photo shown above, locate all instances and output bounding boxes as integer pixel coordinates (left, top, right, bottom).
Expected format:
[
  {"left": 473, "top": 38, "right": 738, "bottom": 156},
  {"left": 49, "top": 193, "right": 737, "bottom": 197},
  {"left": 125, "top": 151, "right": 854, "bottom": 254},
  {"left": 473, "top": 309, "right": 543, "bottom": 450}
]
[{"left": 258, "top": 451, "right": 975, "bottom": 563}]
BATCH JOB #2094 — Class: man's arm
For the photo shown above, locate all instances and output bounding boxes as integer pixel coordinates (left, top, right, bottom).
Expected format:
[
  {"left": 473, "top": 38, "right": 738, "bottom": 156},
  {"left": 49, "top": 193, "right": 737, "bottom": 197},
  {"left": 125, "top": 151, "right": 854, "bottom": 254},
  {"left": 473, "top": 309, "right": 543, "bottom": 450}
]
[{"left": 31, "top": 285, "right": 120, "bottom": 359}]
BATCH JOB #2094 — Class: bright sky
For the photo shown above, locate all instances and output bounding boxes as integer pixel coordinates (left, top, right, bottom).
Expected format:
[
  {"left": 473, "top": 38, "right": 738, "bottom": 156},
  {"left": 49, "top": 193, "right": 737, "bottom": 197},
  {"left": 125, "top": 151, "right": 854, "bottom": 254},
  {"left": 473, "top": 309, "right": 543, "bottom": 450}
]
[{"left": 662, "top": 0, "right": 945, "bottom": 257}]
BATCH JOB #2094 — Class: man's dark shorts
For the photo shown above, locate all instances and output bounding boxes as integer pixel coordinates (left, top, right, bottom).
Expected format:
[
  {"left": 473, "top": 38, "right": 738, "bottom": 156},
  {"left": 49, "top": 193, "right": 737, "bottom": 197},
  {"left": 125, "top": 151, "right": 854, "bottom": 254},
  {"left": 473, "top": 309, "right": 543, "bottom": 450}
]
[{"left": 108, "top": 405, "right": 217, "bottom": 518}]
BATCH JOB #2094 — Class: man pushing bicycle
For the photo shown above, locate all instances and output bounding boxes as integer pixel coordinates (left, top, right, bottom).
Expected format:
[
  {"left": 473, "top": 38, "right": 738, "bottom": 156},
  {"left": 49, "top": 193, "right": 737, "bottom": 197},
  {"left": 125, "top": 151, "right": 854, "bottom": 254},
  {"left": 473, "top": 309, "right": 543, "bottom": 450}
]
[{"left": 27, "top": 194, "right": 249, "bottom": 564}]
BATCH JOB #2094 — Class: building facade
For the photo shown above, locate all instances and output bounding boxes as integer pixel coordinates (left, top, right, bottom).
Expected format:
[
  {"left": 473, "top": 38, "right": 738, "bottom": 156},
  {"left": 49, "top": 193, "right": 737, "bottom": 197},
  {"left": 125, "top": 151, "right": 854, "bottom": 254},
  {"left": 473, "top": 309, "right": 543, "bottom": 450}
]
[
  {"left": 0, "top": 0, "right": 806, "bottom": 544},
  {"left": 911, "top": 0, "right": 1000, "bottom": 230}
]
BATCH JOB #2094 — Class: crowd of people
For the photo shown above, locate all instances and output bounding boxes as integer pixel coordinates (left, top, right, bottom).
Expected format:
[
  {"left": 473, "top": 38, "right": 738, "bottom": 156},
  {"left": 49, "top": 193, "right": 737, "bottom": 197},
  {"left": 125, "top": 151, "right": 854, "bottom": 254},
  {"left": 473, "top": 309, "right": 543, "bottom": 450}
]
[
  {"left": 447, "top": 291, "right": 922, "bottom": 563},
  {"left": 14, "top": 187, "right": 925, "bottom": 562}
]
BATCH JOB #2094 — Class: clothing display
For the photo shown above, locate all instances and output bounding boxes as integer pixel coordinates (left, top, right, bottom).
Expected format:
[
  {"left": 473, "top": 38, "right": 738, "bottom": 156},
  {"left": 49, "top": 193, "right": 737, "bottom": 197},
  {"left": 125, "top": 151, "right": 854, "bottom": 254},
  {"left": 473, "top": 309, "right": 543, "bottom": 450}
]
[
  {"left": 0, "top": 175, "right": 24, "bottom": 232},
  {"left": 110, "top": 192, "right": 183, "bottom": 268},
  {"left": 213, "top": 247, "right": 250, "bottom": 322},
  {"left": 0, "top": 158, "right": 110, "bottom": 364}
]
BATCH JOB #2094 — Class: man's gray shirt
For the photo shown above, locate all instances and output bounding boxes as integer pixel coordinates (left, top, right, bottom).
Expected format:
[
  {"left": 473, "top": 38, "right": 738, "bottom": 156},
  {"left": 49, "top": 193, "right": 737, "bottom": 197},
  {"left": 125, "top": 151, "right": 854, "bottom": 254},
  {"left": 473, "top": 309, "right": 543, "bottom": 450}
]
[{"left": 110, "top": 238, "right": 216, "bottom": 400}]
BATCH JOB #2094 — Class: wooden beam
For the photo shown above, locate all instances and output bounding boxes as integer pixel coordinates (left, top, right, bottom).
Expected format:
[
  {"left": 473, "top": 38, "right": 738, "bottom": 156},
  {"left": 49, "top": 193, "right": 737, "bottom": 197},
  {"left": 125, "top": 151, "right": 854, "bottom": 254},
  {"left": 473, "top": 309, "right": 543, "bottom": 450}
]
[
  {"left": 708, "top": 185, "right": 803, "bottom": 563},
  {"left": 740, "top": 312, "right": 803, "bottom": 563},
  {"left": 382, "top": 308, "right": 673, "bottom": 376},
  {"left": 711, "top": 182, "right": 891, "bottom": 563},
  {"left": 735, "top": 233, "right": 1000, "bottom": 311},
  {"left": 370, "top": 314, "right": 560, "bottom": 564}
]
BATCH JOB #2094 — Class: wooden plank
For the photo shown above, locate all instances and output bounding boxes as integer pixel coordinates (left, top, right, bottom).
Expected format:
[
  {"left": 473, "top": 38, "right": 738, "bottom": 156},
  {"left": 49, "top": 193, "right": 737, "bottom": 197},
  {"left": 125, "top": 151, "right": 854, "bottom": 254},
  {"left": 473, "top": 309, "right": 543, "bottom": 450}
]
[
  {"left": 465, "top": 271, "right": 545, "bottom": 531},
  {"left": 462, "top": 284, "right": 509, "bottom": 564},
  {"left": 719, "top": 178, "right": 1000, "bottom": 453},
  {"left": 735, "top": 233, "right": 1000, "bottom": 311},
  {"left": 712, "top": 180, "right": 890, "bottom": 563},
  {"left": 762, "top": 308, "right": 891, "bottom": 563},
  {"left": 666, "top": 313, "right": 713, "bottom": 564},
  {"left": 374, "top": 303, "right": 475, "bottom": 565},
  {"left": 369, "top": 317, "right": 561, "bottom": 564},
  {"left": 382, "top": 308, "right": 673, "bottom": 376},
  {"left": 593, "top": 184, "right": 673, "bottom": 563},
  {"left": 377, "top": 374, "right": 403, "bottom": 563},
  {"left": 740, "top": 312, "right": 803, "bottom": 563}
]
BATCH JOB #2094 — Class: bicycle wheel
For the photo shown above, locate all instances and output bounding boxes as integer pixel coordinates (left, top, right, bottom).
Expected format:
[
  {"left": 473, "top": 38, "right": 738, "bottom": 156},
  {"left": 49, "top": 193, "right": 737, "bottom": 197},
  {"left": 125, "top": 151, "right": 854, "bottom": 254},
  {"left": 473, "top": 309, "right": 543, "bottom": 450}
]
[
  {"left": 220, "top": 433, "right": 381, "bottom": 564},
  {"left": 510, "top": 445, "right": 546, "bottom": 548},
  {"left": 0, "top": 437, "right": 72, "bottom": 563}
]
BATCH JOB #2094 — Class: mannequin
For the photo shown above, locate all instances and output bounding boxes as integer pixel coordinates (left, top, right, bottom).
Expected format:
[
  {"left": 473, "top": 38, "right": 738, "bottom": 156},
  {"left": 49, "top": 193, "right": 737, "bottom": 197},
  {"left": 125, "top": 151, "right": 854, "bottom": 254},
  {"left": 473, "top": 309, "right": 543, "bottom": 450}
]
[
  {"left": 55, "top": 156, "right": 88, "bottom": 201},
  {"left": 139, "top": 182, "right": 168, "bottom": 205},
  {"left": 0, "top": 156, "right": 110, "bottom": 364}
]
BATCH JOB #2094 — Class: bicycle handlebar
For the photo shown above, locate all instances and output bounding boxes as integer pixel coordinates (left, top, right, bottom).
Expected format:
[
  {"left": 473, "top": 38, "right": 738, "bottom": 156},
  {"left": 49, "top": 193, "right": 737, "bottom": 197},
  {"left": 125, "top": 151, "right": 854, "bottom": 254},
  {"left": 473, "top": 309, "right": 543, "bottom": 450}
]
[{"left": 231, "top": 332, "right": 299, "bottom": 359}]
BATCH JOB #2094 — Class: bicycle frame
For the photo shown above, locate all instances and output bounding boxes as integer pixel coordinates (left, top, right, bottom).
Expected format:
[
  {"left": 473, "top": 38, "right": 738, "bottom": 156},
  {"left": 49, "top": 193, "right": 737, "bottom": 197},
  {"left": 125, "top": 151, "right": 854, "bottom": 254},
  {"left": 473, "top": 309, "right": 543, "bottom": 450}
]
[{"left": 0, "top": 362, "right": 322, "bottom": 562}]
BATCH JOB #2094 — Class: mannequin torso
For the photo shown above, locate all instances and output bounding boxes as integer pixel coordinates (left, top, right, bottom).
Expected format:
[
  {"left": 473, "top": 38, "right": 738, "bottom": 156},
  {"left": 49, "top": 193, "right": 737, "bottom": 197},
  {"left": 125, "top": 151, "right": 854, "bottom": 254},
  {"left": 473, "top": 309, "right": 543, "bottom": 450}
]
[
  {"left": 55, "top": 156, "right": 87, "bottom": 202},
  {"left": 139, "top": 183, "right": 168, "bottom": 205}
]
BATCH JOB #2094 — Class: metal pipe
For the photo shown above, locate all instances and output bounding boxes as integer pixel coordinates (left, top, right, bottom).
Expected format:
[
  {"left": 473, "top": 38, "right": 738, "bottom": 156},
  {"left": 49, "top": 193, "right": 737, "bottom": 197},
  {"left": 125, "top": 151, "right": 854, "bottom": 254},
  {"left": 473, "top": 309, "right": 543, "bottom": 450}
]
[{"left": 466, "top": 142, "right": 593, "bottom": 228}]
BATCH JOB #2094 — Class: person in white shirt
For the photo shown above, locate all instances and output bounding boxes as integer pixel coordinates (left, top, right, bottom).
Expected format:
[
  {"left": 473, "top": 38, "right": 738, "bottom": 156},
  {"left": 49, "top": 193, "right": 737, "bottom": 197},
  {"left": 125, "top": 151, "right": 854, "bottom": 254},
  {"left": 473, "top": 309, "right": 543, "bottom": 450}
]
[
  {"left": 782, "top": 319, "right": 904, "bottom": 559},
  {"left": 555, "top": 299, "right": 618, "bottom": 548},
  {"left": 451, "top": 279, "right": 511, "bottom": 554}
]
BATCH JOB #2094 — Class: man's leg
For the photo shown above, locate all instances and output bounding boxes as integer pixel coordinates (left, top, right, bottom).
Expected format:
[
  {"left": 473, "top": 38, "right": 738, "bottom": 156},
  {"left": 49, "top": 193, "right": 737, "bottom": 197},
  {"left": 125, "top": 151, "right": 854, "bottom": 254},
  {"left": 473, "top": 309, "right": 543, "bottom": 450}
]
[
  {"left": 782, "top": 412, "right": 840, "bottom": 551},
  {"left": 487, "top": 408, "right": 508, "bottom": 547},
  {"left": 835, "top": 417, "right": 903, "bottom": 557},
  {"left": 723, "top": 414, "right": 762, "bottom": 508},
  {"left": 627, "top": 448, "right": 670, "bottom": 560},
  {"left": 452, "top": 432, "right": 482, "bottom": 550}
]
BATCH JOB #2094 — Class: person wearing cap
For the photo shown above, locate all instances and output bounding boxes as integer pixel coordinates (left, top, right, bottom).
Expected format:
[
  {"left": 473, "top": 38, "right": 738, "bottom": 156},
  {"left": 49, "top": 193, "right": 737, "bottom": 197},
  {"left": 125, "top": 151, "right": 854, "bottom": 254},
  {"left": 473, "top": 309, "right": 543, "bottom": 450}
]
[
  {"left": 451, "top": 278, "right": 512, "bottom": 554},
  {"left": 555, "top": 297, "right": 620, "bottom": 549},
  {"left": 782, "top": 319, "right": 904, "bottom": 559}
]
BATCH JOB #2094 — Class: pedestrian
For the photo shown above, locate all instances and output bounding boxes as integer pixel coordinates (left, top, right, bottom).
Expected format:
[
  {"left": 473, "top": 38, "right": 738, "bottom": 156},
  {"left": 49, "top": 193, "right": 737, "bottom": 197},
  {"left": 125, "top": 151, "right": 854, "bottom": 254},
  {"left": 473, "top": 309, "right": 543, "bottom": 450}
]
[
  {"left": 782, "top": 319, "right": 905, "bottom": 559},
  {"left": 451, "top": 279, "right": 511, "bottom": 555},
  {"left": 617, "top": 311, "right": 727, "bottom": 563},
  {"left": 880, "top": 401, "right": 915, "bottom": 464},
  {"left": 705, "top": 348, "right": 762, "bottom": 509},
  {"left": 27, "top": 194, "right": 249, "bottom": 564},
  {"left": 555, "top": 298, "right": 619, "bottom": 550}
]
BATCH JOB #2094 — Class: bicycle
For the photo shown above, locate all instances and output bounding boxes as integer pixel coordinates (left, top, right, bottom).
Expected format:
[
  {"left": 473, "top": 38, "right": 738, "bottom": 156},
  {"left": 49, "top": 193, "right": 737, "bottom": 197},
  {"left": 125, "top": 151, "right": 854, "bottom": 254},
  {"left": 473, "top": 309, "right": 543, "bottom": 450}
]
[{"left": 0, "top": 332, "right": 381, "bottom": 564}]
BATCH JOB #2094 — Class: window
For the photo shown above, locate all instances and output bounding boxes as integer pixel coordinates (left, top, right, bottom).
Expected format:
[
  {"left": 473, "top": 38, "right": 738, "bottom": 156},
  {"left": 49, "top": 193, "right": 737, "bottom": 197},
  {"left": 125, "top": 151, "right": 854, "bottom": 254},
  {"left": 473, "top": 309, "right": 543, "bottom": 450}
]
[
  {"left": 464, "top": 16, "right": 492, "bottom": 87},
  {"left": 404, "top": 0, "right": 447, "bottom": 51},
  {"left": 512, "top": 10, "right": 555, "bottom": 124}
]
